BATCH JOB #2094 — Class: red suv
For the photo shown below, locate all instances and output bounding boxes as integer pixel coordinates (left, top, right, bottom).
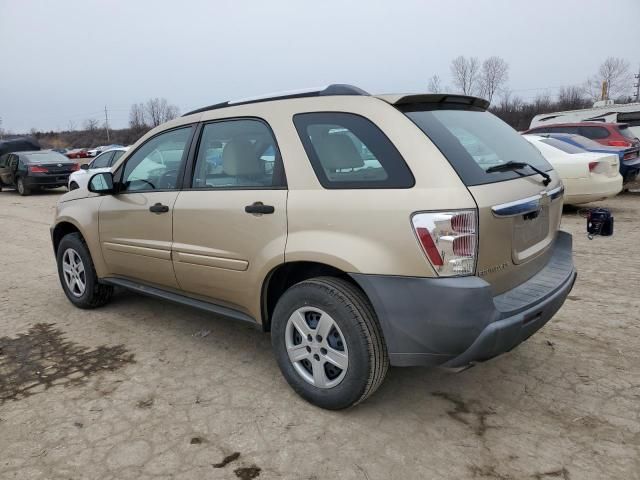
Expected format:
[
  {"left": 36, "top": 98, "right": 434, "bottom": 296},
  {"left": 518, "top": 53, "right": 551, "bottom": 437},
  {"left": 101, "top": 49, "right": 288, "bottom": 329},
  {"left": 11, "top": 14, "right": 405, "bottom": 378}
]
[{"left": 525, "top": 122, "right": 640, "bottom": 148}]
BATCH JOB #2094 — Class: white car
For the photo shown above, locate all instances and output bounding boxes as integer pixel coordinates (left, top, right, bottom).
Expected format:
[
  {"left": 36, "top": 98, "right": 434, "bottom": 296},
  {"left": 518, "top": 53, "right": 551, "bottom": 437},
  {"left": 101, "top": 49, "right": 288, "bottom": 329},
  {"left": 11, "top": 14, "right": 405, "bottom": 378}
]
[
  {"left": 68, "top": 147, "right": 128, "bottom": 191},
  {"left": 523, "top": 135, "right": 622, "bottom": 204}
]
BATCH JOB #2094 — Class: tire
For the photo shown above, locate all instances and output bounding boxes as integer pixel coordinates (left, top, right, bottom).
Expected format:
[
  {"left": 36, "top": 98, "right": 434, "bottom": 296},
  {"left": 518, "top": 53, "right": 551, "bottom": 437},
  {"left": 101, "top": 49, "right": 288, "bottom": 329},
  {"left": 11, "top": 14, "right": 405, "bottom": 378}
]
[
  {"left": 16, "top": 177, "right": 31, "bottom": 196},
  {"left": 56, "top": 232, "right": 113, "bottom": 309},
  {"left": 271, "top": 276, "right": 388, "bottom": 410},
  {"left": 69, "top": 181, "right": 79, "bottom": 191}
]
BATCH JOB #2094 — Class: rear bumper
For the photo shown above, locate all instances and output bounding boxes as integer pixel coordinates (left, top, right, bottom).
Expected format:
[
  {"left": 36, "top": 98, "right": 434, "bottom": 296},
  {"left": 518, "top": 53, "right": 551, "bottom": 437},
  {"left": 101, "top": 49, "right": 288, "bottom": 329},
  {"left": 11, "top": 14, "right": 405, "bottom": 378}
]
[
  {"left": 351, "top": 231, "right": 575, "bottom": 368},
  {"left": 563, "top": 175, "right": 622, "bottom": 204},
  {"left": 24, "top": 174, "right": 70, "bottom": 188}
]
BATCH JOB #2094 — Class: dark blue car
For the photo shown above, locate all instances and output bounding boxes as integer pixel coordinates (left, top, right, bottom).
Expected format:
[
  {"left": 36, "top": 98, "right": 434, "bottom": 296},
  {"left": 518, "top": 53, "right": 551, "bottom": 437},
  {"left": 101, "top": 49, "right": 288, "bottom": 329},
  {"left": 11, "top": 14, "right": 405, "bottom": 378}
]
[{"left": 538, "top": 133, "right": 640, "bottom": 184}]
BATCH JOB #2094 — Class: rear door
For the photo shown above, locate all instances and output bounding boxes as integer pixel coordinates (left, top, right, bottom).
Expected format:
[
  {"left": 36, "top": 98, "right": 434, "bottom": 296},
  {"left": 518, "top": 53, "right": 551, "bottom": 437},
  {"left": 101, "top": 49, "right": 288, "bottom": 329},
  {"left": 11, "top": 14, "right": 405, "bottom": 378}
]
[
  {"left": 404, "top": 107, "right": 563, "bottom": 294},
  {"left": 98, "top": 126, "right": 194, "bottom": 289},
  {"left": 171, "top": 118, "right": 287, "bottom": 318}
]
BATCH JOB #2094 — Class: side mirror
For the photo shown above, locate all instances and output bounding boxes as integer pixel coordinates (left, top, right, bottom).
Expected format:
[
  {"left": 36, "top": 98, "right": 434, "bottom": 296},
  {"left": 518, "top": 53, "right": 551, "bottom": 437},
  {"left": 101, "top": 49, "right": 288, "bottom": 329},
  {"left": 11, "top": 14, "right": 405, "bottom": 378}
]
[
  {"left": 80, "top": 164, "right": 90, "bottom": 170},
  {"left": 88, "top": 172, "right": 115, "bottom": 194}
]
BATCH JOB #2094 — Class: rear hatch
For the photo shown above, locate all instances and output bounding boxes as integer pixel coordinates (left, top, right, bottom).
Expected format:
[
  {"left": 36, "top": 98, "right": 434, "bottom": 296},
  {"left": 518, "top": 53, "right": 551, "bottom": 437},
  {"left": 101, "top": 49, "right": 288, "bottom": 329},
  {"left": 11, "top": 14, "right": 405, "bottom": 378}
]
[{"left": 396, "top": 96, "right": 563, "bottom": 294}]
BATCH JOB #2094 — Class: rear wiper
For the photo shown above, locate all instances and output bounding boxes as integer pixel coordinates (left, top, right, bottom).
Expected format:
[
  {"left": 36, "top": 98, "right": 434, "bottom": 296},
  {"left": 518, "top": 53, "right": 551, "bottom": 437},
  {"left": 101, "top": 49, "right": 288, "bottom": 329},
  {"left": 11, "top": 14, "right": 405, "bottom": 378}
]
[{"left": 486, "top": 161, "right": 551, "bottom": 186}]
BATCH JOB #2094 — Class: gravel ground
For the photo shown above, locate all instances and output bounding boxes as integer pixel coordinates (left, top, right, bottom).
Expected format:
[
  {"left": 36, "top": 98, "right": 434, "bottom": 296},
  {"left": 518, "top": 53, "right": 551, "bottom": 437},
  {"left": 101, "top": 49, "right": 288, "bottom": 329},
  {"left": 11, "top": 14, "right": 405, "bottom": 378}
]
[{"left": 0, "top": 188, "right": 639, "bottom": 480}]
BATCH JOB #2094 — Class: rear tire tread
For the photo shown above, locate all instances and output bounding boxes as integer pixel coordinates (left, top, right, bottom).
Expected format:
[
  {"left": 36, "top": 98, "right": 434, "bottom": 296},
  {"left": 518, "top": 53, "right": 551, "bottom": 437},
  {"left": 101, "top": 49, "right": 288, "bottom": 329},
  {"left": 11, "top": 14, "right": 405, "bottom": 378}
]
[{"left": 301, "top": 276, "right": 389, "bottom": 407}]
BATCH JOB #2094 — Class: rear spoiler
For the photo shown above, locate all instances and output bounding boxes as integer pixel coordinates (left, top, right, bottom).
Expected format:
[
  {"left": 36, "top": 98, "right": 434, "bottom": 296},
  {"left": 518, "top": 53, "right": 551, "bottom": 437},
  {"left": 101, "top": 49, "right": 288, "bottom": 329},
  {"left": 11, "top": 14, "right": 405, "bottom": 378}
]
[{"left": 376, "top": 93, "right": 490, "bottom": 111}]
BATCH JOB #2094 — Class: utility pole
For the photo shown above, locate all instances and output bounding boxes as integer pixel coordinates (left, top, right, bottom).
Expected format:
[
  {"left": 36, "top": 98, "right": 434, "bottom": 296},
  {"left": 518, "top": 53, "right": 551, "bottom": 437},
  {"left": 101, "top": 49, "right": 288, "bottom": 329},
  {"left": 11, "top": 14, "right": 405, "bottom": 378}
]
[
  {"left": 104, "top": 105, "right": 111, "bottom": 142},
  {"left": 634, "top": 65, "right": 640, "bottom": 103}
]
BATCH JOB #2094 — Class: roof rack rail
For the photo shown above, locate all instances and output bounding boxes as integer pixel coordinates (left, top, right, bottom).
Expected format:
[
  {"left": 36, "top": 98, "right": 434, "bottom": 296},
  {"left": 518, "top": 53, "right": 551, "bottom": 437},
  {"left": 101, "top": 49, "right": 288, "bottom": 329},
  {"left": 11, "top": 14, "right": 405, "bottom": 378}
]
[{"left": 182, "top": 84, "right": 369, "bottom": 116}]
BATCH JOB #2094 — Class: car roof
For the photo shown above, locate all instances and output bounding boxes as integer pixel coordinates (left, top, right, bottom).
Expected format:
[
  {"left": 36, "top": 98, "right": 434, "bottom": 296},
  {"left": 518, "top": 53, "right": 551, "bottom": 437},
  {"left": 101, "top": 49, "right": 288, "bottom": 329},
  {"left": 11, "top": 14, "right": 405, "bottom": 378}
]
[
  {"left": 532, "top": 122, "right": 623, "bottom": 128},
  {"left": 181, "top": 84, "right": 489, "bottom": 117}
]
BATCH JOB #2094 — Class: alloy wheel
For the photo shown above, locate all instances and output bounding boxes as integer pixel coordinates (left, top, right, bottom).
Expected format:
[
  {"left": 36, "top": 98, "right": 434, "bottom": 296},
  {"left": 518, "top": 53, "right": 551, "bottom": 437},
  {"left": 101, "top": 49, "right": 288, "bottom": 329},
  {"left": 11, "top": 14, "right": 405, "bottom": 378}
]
[{"left": 62, "top": 248, "right": 86, "bottom": 297}]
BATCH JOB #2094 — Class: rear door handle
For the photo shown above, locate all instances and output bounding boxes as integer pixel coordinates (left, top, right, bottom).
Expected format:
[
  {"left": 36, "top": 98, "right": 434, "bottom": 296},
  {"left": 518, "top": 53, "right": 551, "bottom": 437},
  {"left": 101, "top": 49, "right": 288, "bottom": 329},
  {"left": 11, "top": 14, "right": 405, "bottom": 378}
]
[
  {"left": 149, "top": 203, "right": 170, "bottom": 214},
  {"left": 245, "top": 201, "right": 275, "bottom": 215}
]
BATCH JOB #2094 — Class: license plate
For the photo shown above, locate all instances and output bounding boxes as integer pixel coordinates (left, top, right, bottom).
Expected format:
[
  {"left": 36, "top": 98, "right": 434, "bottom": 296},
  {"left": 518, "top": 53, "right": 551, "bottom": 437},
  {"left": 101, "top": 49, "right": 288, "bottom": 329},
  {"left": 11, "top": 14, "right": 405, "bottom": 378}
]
[{"left": 513, "top": 207, "right": 549, "bottom": 251}]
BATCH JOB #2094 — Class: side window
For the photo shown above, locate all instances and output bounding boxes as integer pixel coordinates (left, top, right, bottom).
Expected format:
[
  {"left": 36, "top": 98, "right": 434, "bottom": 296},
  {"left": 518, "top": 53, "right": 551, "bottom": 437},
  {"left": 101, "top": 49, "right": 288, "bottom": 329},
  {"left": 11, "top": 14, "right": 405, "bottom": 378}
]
[
  {"left": 191, "top": 119, "right": 283, "bottom": 189},
  {"left": 293, "top": 112, "right": 414, "bottom": 188},
  {"left": 0, "top": 154, "right": 7, "bottom": 168},
  {"left": 579, "top": 126, "right": 609, "bottom": 139},
  {"left": 121, "top": 127, "right": 193, "bottom": 192},
  {"left": 91, "top": 151, "right": 114, "bottom": 169},
  {"left": 110, "top": 150, "right": 125, "bottom": 165},
  {"left": 9, "top": 154, "right": 18, "bottom": 169}
]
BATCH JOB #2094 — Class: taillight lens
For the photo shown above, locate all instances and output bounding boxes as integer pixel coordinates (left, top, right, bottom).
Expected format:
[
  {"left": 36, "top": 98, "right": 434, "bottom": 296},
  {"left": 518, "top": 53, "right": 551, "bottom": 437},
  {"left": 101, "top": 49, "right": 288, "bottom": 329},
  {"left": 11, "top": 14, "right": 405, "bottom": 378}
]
[
  {"left": 70, "top": 163, "right": 80, "bottom": 171},
  {"left": 411, "top": 210, "right": 477, "bottom": 276},
  {"left": 588, "top": 161, "right": 598, "bottom": 172},
  {"left": 29, "top": 165, "right": 48, "bottom": 173},
  {"left": 608, "top": 140, "right": 631, "bottom": 147},
  {"left": 623, "top": 151, "right": 639, "bottom": 161}
]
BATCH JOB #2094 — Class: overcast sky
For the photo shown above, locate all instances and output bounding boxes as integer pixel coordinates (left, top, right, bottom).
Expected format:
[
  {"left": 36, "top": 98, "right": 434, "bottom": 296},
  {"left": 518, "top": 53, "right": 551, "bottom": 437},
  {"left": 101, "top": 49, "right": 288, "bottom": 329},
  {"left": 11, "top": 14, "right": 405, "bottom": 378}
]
[{"left": 1, "top": 0, "right": 639, "bottom": 132}]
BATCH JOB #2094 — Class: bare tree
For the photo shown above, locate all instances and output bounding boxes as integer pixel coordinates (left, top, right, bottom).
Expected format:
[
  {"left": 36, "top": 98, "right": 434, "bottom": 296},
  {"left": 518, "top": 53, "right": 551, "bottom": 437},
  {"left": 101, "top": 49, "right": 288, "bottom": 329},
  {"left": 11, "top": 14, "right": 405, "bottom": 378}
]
[
  {"left": 129, "top": 103, "right": 147, "bottom": 130},
  {"left": 427, "top": 74, "right": 443, "bottom": 93},
  {"left": 584, "top": 57, "right": 632, "bottom": 101},
  {"left": 67, "top": 120, "right": 76, "bottom": 132},
  {"left": 557, "top": 85, "right": 589, "bottom": 111},
  {"left": 450, "top": 56, "right": 480, "bottom": 95},
  {"left": 84, "top": 118, "right": 99, "bottom": 132},
  {"left": 479, "top": 56, "right": 509, "bottom": 103},
  {"left": 144, "top": 98, "right": 180, "bottom": 127}
]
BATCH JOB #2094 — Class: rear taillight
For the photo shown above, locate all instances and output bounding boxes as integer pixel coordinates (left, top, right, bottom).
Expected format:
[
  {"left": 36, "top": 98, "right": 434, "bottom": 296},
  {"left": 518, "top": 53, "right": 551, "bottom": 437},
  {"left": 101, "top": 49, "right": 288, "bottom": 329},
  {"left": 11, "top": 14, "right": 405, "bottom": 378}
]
[
  {"left": 588, "top": 161, "right": 598, "bottom": 172},
  {"left": 623, "top": 151, "right": 639, "bottom": 161},
  {"left": 29, "top": 165, "right": 48, "bottom": 173},
  {"left": 411, "top": 210, "right": 477, "bottom": 276},
  {"left": 608, "top": 140, "right": 632, "bottom": 147},
  {"left": 70, "top": 163, "right": 80, "bottom": 171}
]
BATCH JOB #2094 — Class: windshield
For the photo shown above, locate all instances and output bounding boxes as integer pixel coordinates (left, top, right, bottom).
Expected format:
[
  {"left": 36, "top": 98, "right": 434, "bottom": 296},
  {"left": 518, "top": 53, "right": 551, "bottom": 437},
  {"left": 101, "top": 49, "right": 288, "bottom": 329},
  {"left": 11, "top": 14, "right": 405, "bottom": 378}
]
[{"left": 404, "top": 109, "right": 552, "bottom": 186}]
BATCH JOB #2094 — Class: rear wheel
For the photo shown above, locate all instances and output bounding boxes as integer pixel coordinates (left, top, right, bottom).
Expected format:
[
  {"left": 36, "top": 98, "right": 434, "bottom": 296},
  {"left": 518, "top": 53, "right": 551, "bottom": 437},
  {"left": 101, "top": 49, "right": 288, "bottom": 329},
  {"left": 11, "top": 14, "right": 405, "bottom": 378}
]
[
  {"left": 56, "top": 233, "right": 113, "bottom": 308},
  {"left": 16, "top": 177, "right": 31, "bottom": 196},
  {"left": 271, "top": 277, "right": 388, "bottom": 410}
]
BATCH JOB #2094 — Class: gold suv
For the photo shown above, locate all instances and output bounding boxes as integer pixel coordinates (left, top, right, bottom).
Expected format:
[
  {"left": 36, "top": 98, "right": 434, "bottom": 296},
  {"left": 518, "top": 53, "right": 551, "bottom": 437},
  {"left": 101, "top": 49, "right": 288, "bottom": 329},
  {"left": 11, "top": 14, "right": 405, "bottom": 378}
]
[{"left": 51, "top": 85, "right": 576, "bottom": 409}]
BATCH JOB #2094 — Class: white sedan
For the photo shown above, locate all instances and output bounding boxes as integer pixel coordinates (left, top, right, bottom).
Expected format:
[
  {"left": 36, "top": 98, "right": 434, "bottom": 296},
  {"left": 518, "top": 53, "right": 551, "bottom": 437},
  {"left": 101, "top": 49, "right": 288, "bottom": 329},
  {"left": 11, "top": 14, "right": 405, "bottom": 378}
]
[
  {"left": 523, "top": 135, "right": 622, "bottom": 204},
  {"left": 68, "top": 147, "right": 128, "bottom": 191}
]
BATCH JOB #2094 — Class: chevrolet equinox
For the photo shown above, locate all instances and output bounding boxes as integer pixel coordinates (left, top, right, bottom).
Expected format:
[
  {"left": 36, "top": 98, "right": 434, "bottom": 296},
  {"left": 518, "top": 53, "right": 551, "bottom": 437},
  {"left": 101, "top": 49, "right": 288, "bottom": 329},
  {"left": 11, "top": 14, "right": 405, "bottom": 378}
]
[{"left": 51, "top": 85, "right": 576, "bottom": 409}]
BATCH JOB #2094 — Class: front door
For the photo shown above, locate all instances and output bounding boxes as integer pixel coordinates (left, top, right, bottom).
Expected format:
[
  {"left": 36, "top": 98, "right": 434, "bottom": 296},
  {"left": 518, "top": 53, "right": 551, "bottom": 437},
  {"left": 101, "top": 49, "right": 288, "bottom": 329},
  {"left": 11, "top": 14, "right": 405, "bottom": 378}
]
[
  {"left": 98, "top": 126, "right": 194, "bottom": 289},
  {"left": 171, "top": 119, "right": 288, "bottom": 319}
]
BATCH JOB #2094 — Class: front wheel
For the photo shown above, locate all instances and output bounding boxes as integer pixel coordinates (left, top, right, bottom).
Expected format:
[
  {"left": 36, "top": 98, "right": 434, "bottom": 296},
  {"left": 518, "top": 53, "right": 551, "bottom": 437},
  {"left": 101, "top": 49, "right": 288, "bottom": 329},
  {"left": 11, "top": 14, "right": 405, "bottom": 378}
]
[
  {"left": 69, "top": 181, "right": 79, "bottom": 191},
  {"left": 16, "top": 177, "right": 31, "bottom": 196},
  {"left": 271, "top": 277, "right": 388, "bottom": 410},
  {"left": 56, "top": 233, "right": 113, "bottom": 308}
]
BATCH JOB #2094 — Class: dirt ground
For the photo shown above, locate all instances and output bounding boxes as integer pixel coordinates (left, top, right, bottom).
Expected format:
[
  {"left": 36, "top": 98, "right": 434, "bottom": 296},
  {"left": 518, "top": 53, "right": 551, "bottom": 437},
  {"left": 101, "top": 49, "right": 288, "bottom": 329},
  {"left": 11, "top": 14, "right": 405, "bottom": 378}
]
[{"left": 0, "top": 188, "right": 639, "bottom": 480}]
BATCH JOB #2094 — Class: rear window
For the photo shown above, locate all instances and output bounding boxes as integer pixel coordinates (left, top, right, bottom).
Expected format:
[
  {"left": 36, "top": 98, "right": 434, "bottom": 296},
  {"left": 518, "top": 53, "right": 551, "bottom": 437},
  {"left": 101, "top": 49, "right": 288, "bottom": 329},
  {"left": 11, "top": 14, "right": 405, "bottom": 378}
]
[
  {"left": 618, "top": 125, "right": 638, "bottom": 140},
  {"left": 404, "top": 108, "right": 552, "bottom": 186},
  {"left": 293, "top": 112, "right": 414, "bottom": 189},
  {"left": 579, "top": 126, "right": 609, "bottom": 139},
  {"left": 21, "top": 151, "right": 70, "bottom": 164},
  {"left": 539, "top": 138, "right": 585, "bottom": 154},
  {"left": 564, "top": 135, "right": 608, "bottom": 150}
]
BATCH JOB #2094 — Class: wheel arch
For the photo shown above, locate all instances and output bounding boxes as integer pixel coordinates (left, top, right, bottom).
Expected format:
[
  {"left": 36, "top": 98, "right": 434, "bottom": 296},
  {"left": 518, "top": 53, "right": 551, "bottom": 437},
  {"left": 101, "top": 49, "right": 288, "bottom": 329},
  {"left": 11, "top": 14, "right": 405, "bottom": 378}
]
[{"left": 261, "top": 261, "right": 368, "bottom": 332}]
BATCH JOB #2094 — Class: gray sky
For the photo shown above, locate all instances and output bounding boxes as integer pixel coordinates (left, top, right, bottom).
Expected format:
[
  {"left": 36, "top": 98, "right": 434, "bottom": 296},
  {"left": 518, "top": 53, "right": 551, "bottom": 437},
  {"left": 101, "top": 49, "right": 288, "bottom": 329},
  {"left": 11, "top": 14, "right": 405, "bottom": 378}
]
[{"left": 1, "top": 0, "right": 639, "bottom": 132}]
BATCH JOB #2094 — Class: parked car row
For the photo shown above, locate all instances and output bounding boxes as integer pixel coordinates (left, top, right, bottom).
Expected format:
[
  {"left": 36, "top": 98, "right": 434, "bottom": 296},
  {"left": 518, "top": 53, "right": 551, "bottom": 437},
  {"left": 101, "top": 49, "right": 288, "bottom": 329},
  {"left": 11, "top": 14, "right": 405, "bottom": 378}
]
[{"left": 521, "top": 122, "right": 640, "bottom": 204}]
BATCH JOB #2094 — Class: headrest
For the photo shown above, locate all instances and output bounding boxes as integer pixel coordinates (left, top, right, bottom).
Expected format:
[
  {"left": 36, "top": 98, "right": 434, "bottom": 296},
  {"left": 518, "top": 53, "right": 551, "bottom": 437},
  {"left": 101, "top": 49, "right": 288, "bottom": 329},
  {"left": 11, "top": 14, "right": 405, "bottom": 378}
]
[
  {"left": 222, "top": 140, "right": 261, "bottom": 176},
  {"left": 314, "top": 134, "right": 364, "bottom": 170}
]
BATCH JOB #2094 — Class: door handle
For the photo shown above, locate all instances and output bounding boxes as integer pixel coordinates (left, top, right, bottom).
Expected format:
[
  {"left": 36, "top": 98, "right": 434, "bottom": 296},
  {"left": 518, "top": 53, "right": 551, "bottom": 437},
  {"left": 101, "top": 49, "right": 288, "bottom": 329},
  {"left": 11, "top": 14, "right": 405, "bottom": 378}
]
[
  {"left": 245, "top": 201, "right": 275, "bottom": 215},
  {"left": 149, "top": 203, "right": 170, "bottom": 214}
]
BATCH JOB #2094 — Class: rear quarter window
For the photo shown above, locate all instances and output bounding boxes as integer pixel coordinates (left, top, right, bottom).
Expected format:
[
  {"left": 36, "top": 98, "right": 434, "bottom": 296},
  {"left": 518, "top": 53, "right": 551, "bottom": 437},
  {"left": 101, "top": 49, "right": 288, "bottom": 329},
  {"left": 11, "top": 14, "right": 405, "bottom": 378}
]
[{"left": 293, "top": 112, "right": 414, "bottom": 189}]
